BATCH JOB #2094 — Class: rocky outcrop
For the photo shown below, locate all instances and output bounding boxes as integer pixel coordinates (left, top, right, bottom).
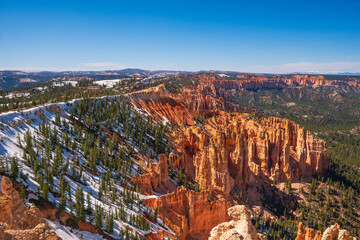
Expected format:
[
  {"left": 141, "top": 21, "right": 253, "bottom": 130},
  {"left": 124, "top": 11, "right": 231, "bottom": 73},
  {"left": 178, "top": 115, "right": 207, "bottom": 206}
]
[
  {"left": 0, "top": 176, "right": 60, "bottom": 240},
  {"left": 295, "top": 222, "right": 322, "bottom": 240},
  {"left": 144, "top": 186, "right": 231, "bottom": 240},
  {"left": 295, "top": 222, "right": 357, "bottom": 240},
  {"left": 131, "top": 154, "right": 175, "bottom": 194},
  {"left": 173, "top": 114, "right": 329, "bottom": 196},
  {"left": 209, "top": 205, "right": 265, "bottom": 240}
]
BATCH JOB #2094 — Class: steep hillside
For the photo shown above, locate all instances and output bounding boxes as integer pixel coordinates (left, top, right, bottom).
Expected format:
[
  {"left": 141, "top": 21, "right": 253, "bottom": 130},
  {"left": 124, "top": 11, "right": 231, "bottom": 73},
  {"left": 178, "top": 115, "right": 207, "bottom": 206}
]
[{"left": 0, "top": 97, "right": 174, "bottom": 239}]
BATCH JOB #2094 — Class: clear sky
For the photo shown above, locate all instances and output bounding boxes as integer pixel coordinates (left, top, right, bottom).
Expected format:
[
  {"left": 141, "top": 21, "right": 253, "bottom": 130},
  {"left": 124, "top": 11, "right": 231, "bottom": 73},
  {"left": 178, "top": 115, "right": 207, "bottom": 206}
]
[{"left": 1, "top": 0, "right": 360, "bottom": 73}]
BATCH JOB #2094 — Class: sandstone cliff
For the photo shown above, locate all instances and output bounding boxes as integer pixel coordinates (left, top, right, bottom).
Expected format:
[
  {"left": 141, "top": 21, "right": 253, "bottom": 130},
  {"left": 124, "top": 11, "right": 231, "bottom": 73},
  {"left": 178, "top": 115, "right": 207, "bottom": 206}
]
[{"left": 0, "top": 176, "right": 60, "bottom": 240}]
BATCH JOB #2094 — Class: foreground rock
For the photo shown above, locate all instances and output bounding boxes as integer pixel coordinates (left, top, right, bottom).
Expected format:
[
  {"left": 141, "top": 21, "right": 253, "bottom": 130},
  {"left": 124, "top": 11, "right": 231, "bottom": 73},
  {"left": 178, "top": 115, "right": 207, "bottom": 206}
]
[
  {"left": 295, "top": 222, "right": 357, "bottom": 240},
  {"left": 0, "top": 176, "right": 60, "bottom": 240},
  {"left": 209, "top": 205, "right": 265, "bottom": 240}
]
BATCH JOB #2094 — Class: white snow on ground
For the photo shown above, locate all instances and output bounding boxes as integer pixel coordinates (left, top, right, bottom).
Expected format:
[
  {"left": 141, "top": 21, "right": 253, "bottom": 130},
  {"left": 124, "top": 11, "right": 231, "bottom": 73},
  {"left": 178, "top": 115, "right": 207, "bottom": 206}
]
[
  {"left": 53, "top": 81, "right": 77, "bottom": 87},
  {"left": 4, "top": 92, "right": 30, "bottom": 99},
  {"left": 93, "top": 79, "right": 124, "bottom": 88},
  {"left": 217, "top": 73, "right": 228, "bottom": 77},
  {"left": 45, "top": 220, "right": 104, "bottom": 240}
]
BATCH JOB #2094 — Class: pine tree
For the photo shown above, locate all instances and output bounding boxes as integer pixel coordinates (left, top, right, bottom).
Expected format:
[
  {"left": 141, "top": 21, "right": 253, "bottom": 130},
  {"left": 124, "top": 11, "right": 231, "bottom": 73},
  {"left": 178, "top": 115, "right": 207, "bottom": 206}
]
[
  {"left": 87, "top": 192, "right": 92, "bottom": 213},
  {"left": 20, "top": 185, "right": 26, "bottom": 204},
  {"left": 75, "top": 185, "right": 85, "bottom": 221},
  {"left": 42, "top": 183, "right": 49, "bottom": 201},
  {"left": 154, "top": 207, "right": 158, "bottom": 221},
  {"left": 10, "top": 157, "right": 19, "bottom": 179},
  {"left": 53, "top": 146, "right": 63, "bottom": 174},
  {"left": 94, "top": 205, "right": 103, "bottom": 229},
  {"left": 105, "top": 212, "right": 114, "bottom": 233}
]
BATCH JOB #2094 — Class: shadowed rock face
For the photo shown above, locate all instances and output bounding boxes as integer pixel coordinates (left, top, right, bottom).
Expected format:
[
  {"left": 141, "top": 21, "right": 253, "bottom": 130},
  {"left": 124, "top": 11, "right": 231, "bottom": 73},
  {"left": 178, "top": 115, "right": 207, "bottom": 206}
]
[
  {"left": 295, "top": 222, "right": 357, "bottom": 240},
  {"left": 0, "top": 176, "right": 60, "bottom": 240}
]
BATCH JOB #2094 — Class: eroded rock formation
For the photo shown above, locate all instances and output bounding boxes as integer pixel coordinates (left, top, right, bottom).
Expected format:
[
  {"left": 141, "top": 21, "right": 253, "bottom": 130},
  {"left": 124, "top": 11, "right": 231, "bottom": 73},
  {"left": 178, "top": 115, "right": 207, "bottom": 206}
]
[
  {"left": 144, "top": 186, "right": 231, "bottom": 240},
  {"left": 131, "top": 153, "right": 175, "bottom": 194},
  {"left": 173, "top": 114, "right": 328, "bottom": 196},
  {"left": 130, "top": 83, "right": 330, "bottom": 239},
  {"left": 130, "top": 84, "right": 329, "bottom": 198},
  {"left": 209, "top": 205, "right": 265, "bottom": 240},
  {"left": 0, "top": 176, "right": 60, "bottom": 240},
  {"left": 295, "top": 222, "right": 357, "bottom": 240}
]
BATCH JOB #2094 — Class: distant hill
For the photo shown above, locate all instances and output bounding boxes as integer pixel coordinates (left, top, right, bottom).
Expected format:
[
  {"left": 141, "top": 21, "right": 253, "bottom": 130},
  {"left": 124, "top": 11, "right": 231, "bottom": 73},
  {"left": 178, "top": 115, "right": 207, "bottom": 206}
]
[{"left": 1, "top": 69, "right": 359, "bottom": 90}]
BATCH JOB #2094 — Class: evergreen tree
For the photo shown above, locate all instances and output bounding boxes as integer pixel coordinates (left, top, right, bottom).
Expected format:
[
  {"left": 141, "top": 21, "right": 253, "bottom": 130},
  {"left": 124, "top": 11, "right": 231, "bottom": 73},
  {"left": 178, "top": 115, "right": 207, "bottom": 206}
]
[
  {"left": 20, "top": 185, "right": 26, "bottom": 204},
  {"left": 10, "top": 157, "right": 19, "bottom": 179},
  {"left": 42, "top": 183, "right": 49, "bottom": 201},
  {"left": 87, "top": 192, "right": 92, "bottom": 213}
]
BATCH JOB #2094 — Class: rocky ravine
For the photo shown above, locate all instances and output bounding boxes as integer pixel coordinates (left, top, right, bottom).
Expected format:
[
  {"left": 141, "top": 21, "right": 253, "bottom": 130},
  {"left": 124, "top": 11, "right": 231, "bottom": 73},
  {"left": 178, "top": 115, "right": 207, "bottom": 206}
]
[{"left": 0, "top": 176, "right": 60, "bottom": 240}]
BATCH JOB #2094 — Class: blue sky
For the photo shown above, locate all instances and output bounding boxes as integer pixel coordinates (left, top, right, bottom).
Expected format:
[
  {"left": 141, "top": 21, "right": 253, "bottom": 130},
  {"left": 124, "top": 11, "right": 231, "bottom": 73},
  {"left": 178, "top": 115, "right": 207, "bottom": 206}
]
[{"left": 1, "top": 0, "right": 360, "bottom": 73}]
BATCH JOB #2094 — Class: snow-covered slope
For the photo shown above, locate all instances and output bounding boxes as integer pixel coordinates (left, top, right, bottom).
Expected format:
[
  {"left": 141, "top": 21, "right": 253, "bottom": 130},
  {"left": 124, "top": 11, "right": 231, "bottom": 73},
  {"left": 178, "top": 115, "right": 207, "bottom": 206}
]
[{"left": 0, "top": 97, "right": 172, "bottom": 239}]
